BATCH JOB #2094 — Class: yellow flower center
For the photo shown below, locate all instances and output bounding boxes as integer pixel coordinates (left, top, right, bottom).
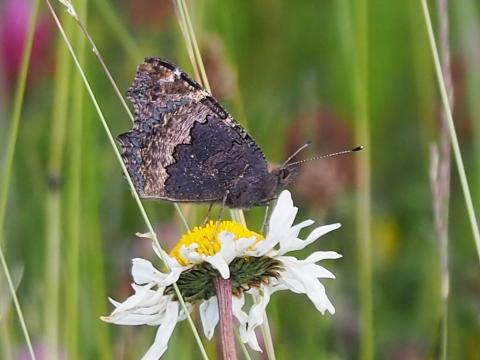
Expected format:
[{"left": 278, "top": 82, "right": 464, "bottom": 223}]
[{"left": 169, "top": 220, "right": 263, "bottom": 266}]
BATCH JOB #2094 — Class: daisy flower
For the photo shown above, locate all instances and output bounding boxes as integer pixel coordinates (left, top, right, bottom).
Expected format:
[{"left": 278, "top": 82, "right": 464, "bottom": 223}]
[{"left": 101, "top": 190, "right": 342, "bottom": 359}]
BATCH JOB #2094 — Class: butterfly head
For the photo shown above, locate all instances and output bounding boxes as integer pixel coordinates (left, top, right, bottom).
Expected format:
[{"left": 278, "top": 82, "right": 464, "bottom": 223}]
[{"left": 271, "top": 164, "right": 300, "bottom": 190}]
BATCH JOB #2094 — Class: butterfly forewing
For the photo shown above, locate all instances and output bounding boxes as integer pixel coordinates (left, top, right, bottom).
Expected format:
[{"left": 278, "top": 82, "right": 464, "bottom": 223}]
[{"left": 118, "top": 57, "right": 270, "bottom": 205}]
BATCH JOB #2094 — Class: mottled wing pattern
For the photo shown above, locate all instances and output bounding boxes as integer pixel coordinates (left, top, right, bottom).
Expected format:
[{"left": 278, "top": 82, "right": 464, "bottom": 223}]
[
  {"left": 118, "top": 57, "right": 268, "bottom": 203},
  {"left": 164, "top": 112, "right": 269, "bottom": 203}
]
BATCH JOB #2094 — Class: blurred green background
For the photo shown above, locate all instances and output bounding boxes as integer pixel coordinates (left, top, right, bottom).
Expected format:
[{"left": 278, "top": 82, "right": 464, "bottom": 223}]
[{"left": 1, "top": 0, "right": 480, "bottom": 359}]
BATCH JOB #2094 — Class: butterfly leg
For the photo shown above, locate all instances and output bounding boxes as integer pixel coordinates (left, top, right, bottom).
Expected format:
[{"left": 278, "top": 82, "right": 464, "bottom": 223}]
[
  {"left": 260, "top": 204, "right": 270, "bottom": 234},
  {"left": 202, "top": 202, "right": 215, "bottom": 226},
  {"left": 213, "top": 191, "right": 229, "bottom": 236},
  {"left": 217, "top": 191, "right": 229, "bottom": 221}
]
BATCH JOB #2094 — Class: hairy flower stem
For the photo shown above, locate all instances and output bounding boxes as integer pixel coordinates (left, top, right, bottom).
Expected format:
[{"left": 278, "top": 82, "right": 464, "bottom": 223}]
[{"left": 214, "top": 277, "right": 237, "bottom": 360}]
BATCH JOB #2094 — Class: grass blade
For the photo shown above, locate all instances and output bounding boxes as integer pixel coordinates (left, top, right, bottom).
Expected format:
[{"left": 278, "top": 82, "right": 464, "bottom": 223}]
[
  {"left": 44, "top": 8, "right": 73, "bottom": 360},
  {"left": 421, "top": 0, "right": 480, "bottom": 260},
  {"left": 352, "top": 0, "right": 373, "bottom": 358},
  {"left": 0, "top": 0, "right": 41, "bottom": 357}
]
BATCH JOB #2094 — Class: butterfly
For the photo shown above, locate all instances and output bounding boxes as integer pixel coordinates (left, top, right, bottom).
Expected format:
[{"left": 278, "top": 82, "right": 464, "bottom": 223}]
[{"left": 118, "top": 58, "right": 359, "bottom": 208}]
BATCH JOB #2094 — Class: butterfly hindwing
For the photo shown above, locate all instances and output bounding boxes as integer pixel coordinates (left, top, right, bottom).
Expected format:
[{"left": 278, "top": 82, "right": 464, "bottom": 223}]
[{"left": 164, "top": 110, "right": 269, "bottom": 202}]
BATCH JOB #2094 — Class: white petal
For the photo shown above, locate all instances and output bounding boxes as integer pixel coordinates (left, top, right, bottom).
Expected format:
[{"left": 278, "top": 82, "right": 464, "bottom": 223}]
[
  {"left": 103, "top": 311, "right": 163, "bottom": 326},
  {"left": 108, "top": 297, "right": 121, "bottom": 307},
  {"left": 303, "top": 250, "right": 343, "bottom": 262},
  {"left": 101, "top": 282, "right": 176, "bottom": 326},
  {"left": 182, "top": 251, "right": 202, "bottom": 263},
  {"left": 180, "top": 244, "right": 202, "bottom": 264},
  {"left": 237, "top": 289, "right": 271, "bottom": 353},
  {"left": 246, "top": 287, "right": 271, "bottom": 336},
  {"left": 253, "top": 191, "right": 298, "bottom": 256},
  {"left": 132, "top": 259, "right": 158, "bottom": 284},
  {"left": 279, "top": 257, "right": 336, "bottom": 314},
  {"left": 199, "top": 296, "right": 219, "bottom": 340},
  {"left": 141, "top": 301, "right": 179, "bottom": 360},
  {"left": 235, "top": 236, "right": 257, "bottom": 254},
  {"left": 155, "top": 266, "right": 184, "bottom": 286},
  {"left": 274, "top": 219, "right": 314, "bottom": 255},
  {"left": 269, "top": 191, "right": 296, "bottom": 231},
  {"left": 278, "top": 223, "right": 341, "bottom": 255},
  {"left": 204, "top": 253, "right": 230, "bottom": 279},
  {"left": 111, "top": 283, "right": 155, "bottom": 313},
  {"left": 233, "top": 294, "right": 262, "bottom": 352},
  {"left": 218, "top": 231, "right": 237, "bottom": 264},
  {"left": 281, "top": 253, "right": 340, "bottom": 279},
  {"left": 132, "top": 258, "right": 182, "bottom": 286},
  {"left": 232, "top": 294, "right": 247, "bottom": 324},
  {"left": 239, "top": 325, "right": 262, "bottom": 352}
]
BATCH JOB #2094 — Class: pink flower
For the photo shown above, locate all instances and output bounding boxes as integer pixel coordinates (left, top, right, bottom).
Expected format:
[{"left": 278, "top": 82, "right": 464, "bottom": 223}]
[{"left": 0, "top": 0, "right": 52, "bottom": 88}]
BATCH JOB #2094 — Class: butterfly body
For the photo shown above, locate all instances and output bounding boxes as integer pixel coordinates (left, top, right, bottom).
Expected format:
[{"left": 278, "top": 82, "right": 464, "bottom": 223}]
[{"left": 118, "top": 58, "right": 297, "bottom": 208}]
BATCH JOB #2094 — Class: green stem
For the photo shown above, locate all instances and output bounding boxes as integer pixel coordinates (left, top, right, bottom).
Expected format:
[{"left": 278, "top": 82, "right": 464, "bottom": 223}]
[
  {"left": 44, "top": 9, "right": 73, "bottom": 360},
  {"left": 83, "top": 92, "right": 110, "bottom": 360},
  {"left": 420, "top": 0, "right": 480, "bottom": 260},
  {"left": 46, "top": 2, "right": 208, "bottom": 359},
  {"left": 65, "top": 0, "right": 87, "bottom": 357},
  {"left": 179, "top": 0, "right": 211, "bottom": 92},
  {"left": 0, "top": 0, "right": 39, "bottom": 232},
  {"left": 0, "top": 0, "right": 40, "bottom": 357},
  {"left": 174, "top": 0, "right": 202, "bottom": 84},
  {"left": 353, "top": 0, "right": 373, "bottom": 359},
  {"left": 0, "top": 250, "right": 36, "bottom": 359}
]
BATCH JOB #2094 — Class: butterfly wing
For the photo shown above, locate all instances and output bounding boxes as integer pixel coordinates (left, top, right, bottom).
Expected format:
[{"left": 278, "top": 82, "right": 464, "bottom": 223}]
[{"left": 118, "top": 57, "right": 269, "bottom": 204}]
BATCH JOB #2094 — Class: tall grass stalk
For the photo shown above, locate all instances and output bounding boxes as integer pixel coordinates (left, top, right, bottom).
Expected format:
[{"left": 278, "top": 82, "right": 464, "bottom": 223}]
[
  {"left": 82, "top": 126, "right": 110, "bottom": 359},
  {"left": 172, "top": 1, "right": 274, "bottom": 358},
  {"left": 432, "top": 1, "right": 453, "bottom": 359},
  {"left": 64, "top": 0, "right": 87, "bottom": 357},
  {"left": 173, "top": 0, "right": 202, "bottom": 86},
  {"left": 46, "top": 2, "right": 208, "bottom": 358},
  {"left": 0, "top": 0, "right": 40, "bottom": 357},
  {"left": 353, "top": 0, "right": 373, "bottom": 359},
  {"left": 44, "top": 9, "right": 73, "bottom": 360},
  {"left": 421, "top": 0, "right": 480, "bottom": 260}
]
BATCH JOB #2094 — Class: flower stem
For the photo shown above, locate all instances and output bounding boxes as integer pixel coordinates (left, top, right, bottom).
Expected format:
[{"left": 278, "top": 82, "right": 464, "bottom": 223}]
[{"left": 214, "top": 277, "right": 237, "bottom": 360}]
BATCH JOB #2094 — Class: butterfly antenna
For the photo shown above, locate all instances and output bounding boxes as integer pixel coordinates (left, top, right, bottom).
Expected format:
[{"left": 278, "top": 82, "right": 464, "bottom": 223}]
[
  {"left": 281, "top": 141, "right": 312, "bottom": 167},
  {"left": 285, "top": 145, "right": 363, "bottom": 168}
]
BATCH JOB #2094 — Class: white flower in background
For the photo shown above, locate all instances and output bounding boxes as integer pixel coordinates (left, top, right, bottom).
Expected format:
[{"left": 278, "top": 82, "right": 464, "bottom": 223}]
[{"left": 101, "top": 190, "right": 341, "bottom": 359}]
